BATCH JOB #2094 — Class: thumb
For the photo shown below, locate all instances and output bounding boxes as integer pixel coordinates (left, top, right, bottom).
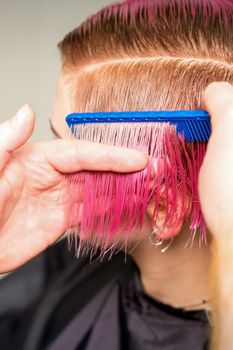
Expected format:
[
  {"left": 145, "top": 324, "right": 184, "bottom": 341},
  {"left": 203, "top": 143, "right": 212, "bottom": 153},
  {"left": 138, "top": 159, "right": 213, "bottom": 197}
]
[
  {"left": 0, "top": 104, "right": 35, "bottom": 173},
  {"left": 199, "top": 82, "right": 233, "bottom": 236},
  {"left": 203, "top": 82, "right": 233, "bottom": 147}
]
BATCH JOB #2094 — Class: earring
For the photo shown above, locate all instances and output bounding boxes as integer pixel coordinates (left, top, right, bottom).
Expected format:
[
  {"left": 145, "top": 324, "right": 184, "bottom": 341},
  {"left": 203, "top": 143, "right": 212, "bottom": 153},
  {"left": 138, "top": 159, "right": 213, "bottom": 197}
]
[{"left": 150, "top": 226, "right": 174, "bottom": 253}]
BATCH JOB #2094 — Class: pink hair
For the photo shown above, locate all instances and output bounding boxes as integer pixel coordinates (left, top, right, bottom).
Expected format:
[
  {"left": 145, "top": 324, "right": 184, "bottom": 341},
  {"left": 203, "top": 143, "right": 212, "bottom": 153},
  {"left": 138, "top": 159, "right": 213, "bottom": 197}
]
[
  {"left": 65, "top": 122, "right": 207, "bottom": 256},
  {"left": 60, "top": 0, "right": 233, "bottom": 256}
]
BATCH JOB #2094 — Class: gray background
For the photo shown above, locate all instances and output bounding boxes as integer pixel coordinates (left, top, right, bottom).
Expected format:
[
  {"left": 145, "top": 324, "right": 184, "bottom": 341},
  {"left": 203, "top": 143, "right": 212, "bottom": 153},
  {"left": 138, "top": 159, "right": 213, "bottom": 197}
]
[{"left": 0, "top": 0, "right": 113, "bottom": 140}]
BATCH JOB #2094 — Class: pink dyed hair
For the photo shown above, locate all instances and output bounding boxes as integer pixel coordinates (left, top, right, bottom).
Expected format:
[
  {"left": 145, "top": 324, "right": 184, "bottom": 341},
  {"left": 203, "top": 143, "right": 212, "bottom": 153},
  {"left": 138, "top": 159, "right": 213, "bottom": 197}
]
[{"left": 59, "top": 0, "right": 233, "bottom": 256}]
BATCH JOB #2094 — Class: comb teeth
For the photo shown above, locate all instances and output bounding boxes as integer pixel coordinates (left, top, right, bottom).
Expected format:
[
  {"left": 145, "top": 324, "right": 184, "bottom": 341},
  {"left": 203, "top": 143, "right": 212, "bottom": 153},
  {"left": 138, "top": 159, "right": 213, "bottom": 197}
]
[
  {"left": 175, "top": 118, "right": 211, "bottom": 142},
  {"left": 66, "top": 110, "right": 211, "bottom": 142}
]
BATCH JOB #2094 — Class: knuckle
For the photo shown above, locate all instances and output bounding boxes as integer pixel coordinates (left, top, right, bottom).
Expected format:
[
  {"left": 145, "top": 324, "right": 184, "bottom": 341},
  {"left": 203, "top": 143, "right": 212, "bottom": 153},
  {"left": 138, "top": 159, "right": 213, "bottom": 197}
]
[
  {"left": 73, "top": 140, "right": 93, "bottom": 170},
  {"left": 104, "top": 146, "right": 114, "bottom": 170},
  {"left": 72, "top": 142, "right": 84, "bottom": 169}
]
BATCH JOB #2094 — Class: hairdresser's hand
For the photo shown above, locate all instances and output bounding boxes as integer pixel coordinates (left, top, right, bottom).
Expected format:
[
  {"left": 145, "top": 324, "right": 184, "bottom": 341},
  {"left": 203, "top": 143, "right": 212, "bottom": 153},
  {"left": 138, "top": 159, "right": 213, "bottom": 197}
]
[
  {"left": 199, "top": 82, "right": 233, "bottom": 238},
  {"left": 0, "top": 105, "right": 148, "bottom": 273}
]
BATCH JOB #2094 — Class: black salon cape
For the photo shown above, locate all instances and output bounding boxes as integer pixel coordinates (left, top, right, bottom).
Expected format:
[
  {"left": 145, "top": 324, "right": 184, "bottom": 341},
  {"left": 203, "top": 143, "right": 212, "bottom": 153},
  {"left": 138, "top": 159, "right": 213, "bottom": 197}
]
[{"left": 0, "top": 239, "right": 210, "bottom": 350}]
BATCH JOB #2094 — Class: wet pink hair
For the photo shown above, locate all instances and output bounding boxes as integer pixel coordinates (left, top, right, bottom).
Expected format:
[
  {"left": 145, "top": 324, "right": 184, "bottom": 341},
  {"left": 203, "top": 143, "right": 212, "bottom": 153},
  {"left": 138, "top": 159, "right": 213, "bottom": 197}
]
[{"left": 59, "top": 0, "right": 233, "bottom": 256}]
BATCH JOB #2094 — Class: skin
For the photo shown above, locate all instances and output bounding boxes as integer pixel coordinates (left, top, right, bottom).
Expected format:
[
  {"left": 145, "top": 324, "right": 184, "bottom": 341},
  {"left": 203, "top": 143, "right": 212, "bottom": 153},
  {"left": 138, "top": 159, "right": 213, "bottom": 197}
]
[
  {"left": 0, "top": 78, "right": 232, "bottom": 347},
  {"left": 199, "top": 82, "right": 233, "bottom": 350},
  {"left": 0, "top": 104, "right": 147, "bottom": 272},
  {"left": 131, "top": 221, "right": 211, "bottom": 310}
]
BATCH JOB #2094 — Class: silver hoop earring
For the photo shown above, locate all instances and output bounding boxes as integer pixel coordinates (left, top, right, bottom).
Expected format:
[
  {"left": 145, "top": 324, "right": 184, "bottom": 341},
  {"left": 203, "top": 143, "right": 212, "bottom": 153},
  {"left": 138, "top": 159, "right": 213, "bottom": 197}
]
[{"left": 150, "top": 226, "right": 174, "bottom": 253}]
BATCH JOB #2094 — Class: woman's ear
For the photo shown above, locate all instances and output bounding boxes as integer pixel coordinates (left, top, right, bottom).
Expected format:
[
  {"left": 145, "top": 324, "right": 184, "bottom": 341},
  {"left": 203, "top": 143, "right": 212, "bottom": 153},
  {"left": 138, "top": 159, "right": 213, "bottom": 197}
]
[{"left": 146, "top": 194, "right": 189, "bottom": 240}]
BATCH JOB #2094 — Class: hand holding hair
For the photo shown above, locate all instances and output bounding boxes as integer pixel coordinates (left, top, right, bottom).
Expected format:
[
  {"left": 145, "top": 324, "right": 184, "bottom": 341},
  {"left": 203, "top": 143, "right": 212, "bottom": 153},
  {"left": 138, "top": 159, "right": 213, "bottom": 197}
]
[
  {"left": 199, "top": 82, "right": 233, "bottom": 238},
  {"left": 199, "top": 82, "right": 233, "bottom": 350},
  {"left": 0, "top": 105, "right": 148, "bottom": 273}
]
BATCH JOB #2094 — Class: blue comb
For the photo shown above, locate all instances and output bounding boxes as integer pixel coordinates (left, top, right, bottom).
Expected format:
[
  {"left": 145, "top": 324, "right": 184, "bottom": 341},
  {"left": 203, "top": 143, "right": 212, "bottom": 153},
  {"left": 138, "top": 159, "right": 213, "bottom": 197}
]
[{"left": 66, "top": 110, "right": 211, "bottom": 142}]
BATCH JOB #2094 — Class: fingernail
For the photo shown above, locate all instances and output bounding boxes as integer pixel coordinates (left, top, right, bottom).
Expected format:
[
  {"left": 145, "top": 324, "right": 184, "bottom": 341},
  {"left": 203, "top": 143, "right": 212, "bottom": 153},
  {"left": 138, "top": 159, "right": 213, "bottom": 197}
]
[{"left": 12, "top": 104, "right": 29, "bottom": 127}]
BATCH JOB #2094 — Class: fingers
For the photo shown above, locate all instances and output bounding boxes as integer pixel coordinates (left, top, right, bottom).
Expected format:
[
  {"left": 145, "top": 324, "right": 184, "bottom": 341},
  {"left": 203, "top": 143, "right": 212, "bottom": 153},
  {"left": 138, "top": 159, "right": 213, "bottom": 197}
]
[
  {"left": 204, "top": 82, "right": 233, "bottom": 139},
  {"left": 199, "top": 82, "right": 233, "bottom": 237},
  {"left": 43, "top": 139, "right": 149, "bottom": 173},
  {"left": 0, "top": 105, "right": 35, "bottom": 173}
]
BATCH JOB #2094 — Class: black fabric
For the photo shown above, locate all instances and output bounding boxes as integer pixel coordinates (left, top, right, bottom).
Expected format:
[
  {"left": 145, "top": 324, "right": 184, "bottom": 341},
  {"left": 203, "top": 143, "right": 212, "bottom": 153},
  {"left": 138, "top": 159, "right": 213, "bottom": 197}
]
[
  {"left": 0, "top": 239, "right": 211, "bottom": 350},
  {"left": 121, "top": 268, "right": 210, "bottom": 350},
  {"left": 0, "top": 239, "right": 76, "bottom": 350}
]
